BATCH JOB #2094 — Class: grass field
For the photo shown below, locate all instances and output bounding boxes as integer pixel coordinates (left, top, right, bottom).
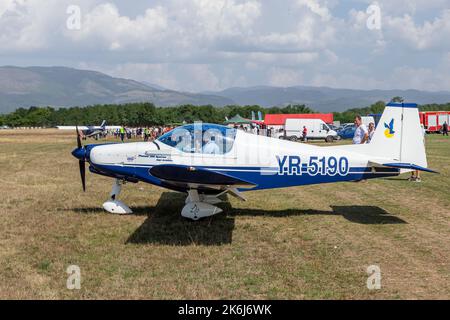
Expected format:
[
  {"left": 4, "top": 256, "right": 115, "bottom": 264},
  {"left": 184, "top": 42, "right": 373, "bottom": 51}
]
[{"left": 0, "top": 129, "right": 449, "bottom": 299}]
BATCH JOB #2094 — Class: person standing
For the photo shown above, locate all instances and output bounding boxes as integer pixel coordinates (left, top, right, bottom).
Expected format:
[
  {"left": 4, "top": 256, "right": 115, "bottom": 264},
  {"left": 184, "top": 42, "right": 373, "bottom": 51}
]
[
  {"left": 302, "top": 126, "right": 308, "bottom": 142},
  {"left": 443, "top": 121, "right": 449, "bottom": 136},
  {"left": 367, "top": 122, "right": 375, "bottom": 143},
  {"left": 409, "top": 124, "right": 427, "bottom": 182},
  {"left": 352, "top": 115, "right": 369, "bottom": 144},
  {"left": 119, "top": 125, "right": 126, "bottom": 143}
]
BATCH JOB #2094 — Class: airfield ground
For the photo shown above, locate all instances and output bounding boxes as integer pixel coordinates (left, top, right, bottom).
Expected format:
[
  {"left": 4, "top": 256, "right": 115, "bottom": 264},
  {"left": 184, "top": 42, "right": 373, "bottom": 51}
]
[{"left": 0, "top": 129, "right": 449, "bottom": 299}]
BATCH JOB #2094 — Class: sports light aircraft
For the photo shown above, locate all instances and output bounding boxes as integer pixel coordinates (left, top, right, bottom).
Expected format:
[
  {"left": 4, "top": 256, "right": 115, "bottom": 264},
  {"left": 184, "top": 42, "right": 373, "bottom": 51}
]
[
  {"left": 81, "top": 120, "right": 107, "bottom": 140},
  {"left": 72, "top": 103, "right": 436, "bottom": 220}
]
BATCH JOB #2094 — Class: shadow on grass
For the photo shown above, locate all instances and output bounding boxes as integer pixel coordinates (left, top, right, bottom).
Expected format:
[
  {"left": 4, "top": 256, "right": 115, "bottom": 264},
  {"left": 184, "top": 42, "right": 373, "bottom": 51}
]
[
  {"left": 71, "top": 192, "right": 406, "bottom": 246},
  {"left": 382, "top": 177, "right": 412, "bottom": 181},
  {"left": 126, "top": 193, "right": 406, "bottom": 246},
  {"left": 231, "top": 205, "right": 407, "bottom": 225},
  {"left": 71, "top": 206, "right": 152, "bottom": 216},
  {"left": 126, "top": 192, "right": 235, "bottom": 246}
]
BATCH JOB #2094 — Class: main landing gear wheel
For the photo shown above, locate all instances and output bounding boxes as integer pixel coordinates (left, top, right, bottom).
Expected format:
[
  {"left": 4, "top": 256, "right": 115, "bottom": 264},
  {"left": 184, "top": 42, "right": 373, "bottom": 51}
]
[
  {"left": 182, "top": 190, "right": 222, "bottom": 221},
  {"left": 102, "top": 179, "right": 133, "bottom": 215}
]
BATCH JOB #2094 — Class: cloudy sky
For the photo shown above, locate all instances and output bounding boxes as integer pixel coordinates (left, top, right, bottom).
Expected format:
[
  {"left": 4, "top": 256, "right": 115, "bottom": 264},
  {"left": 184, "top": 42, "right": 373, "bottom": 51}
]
[{"left": 1, "top": 0, "right": 450, "bottom": 92}]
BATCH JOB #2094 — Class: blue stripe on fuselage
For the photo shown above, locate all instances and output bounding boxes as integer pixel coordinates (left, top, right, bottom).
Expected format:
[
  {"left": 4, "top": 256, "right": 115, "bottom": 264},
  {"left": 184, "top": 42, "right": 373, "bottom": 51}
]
[{"left": 90, "top": 163, "right": 399, "bottom": 191}]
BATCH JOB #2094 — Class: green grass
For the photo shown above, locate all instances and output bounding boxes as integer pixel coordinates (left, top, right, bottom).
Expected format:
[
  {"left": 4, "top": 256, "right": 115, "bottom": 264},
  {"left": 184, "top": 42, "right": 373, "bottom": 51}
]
[{"left": 0, "top": 130, "right": 449, "bottom": 299}]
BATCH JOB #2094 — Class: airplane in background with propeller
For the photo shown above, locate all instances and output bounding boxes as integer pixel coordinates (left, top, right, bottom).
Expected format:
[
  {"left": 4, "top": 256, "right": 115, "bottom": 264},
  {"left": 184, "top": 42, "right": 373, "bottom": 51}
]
[
  {"left": 72, "top": 103, "right": 436, "bottom": 220},
  {"left": 80, "top": 120, "right": 107, "bottom": 140}
]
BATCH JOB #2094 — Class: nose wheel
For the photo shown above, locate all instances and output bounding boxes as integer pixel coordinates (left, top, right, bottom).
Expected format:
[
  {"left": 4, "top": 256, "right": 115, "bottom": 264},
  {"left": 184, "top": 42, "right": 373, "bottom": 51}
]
[{"left": 102, "top": 179, "right": 133, "bottom": 215}]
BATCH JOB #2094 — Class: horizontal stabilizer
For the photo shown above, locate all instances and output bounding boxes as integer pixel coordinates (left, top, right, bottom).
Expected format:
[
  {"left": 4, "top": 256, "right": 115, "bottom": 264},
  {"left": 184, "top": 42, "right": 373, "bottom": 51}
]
[
  {"left": 369, "top": 161, "right": 438, "bottom": 174},
  {"left": 150, "top": 165, "right": 257, "bottom": 189},
  {"left": 382, "top": 163, "right": 439, "bottom": 174}
]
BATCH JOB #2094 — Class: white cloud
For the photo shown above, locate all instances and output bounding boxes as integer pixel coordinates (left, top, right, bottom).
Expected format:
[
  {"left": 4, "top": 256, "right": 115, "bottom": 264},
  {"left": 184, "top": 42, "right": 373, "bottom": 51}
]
[
  {"left": 295, "top": 0, "right": 332, "bottom": 21},
  {"left": 0, "top": 0, "right": 54, "bottom": 51},
  {"left": 385, "top": 10, "right": 450, "bottom": 50},
  {"left": 0, "top": 0, "right": 16, "bottom": 18},
  {"left": 67, "top": 0, "right": 261, "bottom": 53},
  {"left": 268, "top": 68, "right": 304, "bottom": 87},
  {"left": 183, "top": 0, "right": 261, "bottom": 38},
  {"left": 390, "top": 66, "right": 450, "bottom": 91},
  {"left": 1, "top": 0, "right": 450, "bottom": 92},
  {"left": 348, "top": 3, "right": 450, "bottom": 51},
  {"left": 370, "top": 0, "right": 449, "bottom": 16},
  {"left": 68, "top": 3, "right": 168, "bottom": 50}
]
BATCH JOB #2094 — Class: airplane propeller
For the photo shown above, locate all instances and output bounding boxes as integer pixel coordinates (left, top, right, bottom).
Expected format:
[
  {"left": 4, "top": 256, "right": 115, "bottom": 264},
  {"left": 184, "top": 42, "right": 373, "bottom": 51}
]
[{"left": 73, "top": 126, "right": 86, "bottom": 192}]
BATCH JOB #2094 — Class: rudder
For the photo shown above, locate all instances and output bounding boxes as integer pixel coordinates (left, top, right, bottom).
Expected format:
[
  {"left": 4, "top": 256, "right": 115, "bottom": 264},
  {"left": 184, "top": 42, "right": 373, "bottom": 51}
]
[{"left": 368, "top": 102, "right": 427, "bottom": 168}]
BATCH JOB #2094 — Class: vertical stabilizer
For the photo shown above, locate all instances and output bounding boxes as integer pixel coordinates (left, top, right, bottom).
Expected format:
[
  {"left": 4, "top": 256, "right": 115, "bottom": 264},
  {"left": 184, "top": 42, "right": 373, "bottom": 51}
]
[{"left": 368, "top": 103, "right": 427, "bottom": 168}]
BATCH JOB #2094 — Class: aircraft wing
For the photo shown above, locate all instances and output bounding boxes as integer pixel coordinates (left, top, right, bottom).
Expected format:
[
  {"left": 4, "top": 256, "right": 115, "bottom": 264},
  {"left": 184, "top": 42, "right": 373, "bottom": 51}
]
[
  {"left": 84, "top": 129, "right": 103, "bottom": 137},
  {"left": 149, "top": 164, "right": 257, "bottom": 191}
]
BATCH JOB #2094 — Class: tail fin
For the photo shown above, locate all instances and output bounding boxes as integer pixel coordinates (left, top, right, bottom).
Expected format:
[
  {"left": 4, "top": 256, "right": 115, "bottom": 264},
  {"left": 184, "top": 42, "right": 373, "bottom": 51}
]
[
  {"left": 100, "top": 120, "right": 106, "bottom": 129},
  {"left": 368, "top": 102, "right": 428, "bottom": 169}
]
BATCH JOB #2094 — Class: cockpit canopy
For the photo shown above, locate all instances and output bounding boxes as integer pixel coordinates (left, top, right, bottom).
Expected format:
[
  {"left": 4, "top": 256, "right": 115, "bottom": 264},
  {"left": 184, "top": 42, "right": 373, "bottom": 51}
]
[{"left": 157, "top": 124, "right": 237, "bottom": 155}]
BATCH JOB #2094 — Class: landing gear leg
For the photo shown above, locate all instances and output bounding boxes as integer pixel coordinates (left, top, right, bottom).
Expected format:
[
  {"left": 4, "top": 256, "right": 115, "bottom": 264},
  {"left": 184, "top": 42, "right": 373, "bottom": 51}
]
[
  {"left": 181, "top": 190, "right": 222, "bottom": 221},
  {"left": 102, "top": 179, "right": 133, "bottom": 215}
]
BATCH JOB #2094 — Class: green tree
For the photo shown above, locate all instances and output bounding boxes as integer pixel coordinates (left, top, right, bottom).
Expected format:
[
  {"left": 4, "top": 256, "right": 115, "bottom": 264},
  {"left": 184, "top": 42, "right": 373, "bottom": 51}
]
[{"left": 390, "top": 96, "right": 404, "bottom": 103}]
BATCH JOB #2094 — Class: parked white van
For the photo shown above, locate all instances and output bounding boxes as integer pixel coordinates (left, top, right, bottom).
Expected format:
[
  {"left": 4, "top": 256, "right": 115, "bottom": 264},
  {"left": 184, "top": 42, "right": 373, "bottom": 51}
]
[{"left": 283, "top": 119, "right": 339, "bottom": 142}]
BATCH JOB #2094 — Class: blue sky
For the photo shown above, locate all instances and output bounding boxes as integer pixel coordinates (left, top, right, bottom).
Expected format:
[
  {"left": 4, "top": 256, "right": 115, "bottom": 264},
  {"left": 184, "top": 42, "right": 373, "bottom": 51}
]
[{"left": 1, "top": 0, "right": 449, "bottom": 92}]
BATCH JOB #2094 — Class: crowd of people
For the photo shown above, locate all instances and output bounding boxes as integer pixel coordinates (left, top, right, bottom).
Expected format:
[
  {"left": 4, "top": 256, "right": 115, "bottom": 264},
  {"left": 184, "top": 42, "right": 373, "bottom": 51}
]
[
  {"left": 105, "top": 126, "right": 174, "bottom": 142},
  {"left": 106, "top": 124, "right": 266, "bottom": 143}
]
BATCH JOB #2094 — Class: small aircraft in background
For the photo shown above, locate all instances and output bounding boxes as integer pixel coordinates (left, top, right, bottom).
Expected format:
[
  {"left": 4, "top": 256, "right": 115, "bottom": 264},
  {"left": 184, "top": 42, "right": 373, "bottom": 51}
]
[
  {"left": 80, "top": 120, "right": 107, "bottom": 140},
  {"left": 72, "top": 103, "right": 436, "bottom": 220}
]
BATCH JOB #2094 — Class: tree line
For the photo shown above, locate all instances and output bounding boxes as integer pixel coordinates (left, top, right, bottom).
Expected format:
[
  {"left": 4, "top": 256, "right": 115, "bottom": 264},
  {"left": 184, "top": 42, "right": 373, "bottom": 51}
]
[
  {"left": 1, "top": 101, "right": 449, "bottom": 128},
  {"left": 0, "top": 103, "right": 313, "bottom": 127}
]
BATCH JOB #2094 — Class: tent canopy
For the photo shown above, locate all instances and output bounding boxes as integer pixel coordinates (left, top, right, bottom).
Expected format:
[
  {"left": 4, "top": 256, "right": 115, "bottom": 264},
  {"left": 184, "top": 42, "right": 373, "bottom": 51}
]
[{"left": 224, "top": 114, "right": 252, "bottom": 124}]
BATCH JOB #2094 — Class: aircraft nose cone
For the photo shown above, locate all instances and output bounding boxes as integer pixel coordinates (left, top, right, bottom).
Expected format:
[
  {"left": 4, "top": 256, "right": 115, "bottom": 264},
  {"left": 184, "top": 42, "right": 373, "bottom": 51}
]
[{"left": 72, "top": 147, "right": 86, "bottom": 160}]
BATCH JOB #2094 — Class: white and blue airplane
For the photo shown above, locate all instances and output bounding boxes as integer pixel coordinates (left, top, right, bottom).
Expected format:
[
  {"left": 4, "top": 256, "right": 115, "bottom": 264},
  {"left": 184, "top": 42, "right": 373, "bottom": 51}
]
[{"left": 72, "top": 103, "right": 436, "bottom": 220}]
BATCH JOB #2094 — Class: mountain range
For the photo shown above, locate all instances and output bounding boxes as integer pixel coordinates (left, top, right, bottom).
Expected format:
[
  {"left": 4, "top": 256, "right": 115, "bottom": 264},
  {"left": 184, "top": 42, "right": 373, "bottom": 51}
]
[
  {"left": 0, "top": 66, "right": 233, "bottom": 114},
  {"left": 1, "top": 66, "right": 450, "bottom": 114},
  {"left": 207, "top": 86, "right": 450, "bottom": 112}
]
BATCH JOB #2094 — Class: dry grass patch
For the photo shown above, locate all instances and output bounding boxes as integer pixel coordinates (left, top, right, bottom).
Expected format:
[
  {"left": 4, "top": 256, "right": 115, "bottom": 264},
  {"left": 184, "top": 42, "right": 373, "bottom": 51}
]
[{"left": 0, "top": 130, "right": 449, "bottom": 299}]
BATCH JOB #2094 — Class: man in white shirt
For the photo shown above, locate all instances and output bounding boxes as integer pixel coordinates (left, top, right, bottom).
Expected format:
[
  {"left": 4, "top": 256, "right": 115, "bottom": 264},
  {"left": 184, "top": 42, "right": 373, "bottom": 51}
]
[
  {"left": 353, "top": 115, "right": 369, "bottom": 144},
  {"left": 203, "top": 136, "right": 220, "bottom": 154}
]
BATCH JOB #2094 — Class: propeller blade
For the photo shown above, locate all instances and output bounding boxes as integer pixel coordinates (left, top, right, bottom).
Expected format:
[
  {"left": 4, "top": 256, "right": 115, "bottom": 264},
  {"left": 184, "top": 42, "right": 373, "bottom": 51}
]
[
  {"left": 79, "top": 160, "right": 86, "bottom": 192},
  {"left": 76, "top": 125, "right": 82, "bottom": 149},
  {"left": 76, "top": 126, "right": 85, "bottom": 191}
]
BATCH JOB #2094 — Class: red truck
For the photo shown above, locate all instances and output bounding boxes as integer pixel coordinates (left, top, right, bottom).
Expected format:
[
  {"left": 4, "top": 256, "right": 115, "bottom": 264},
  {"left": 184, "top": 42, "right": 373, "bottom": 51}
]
[{"left": 420, "top": 111, "right": 450, "bottom": 133}]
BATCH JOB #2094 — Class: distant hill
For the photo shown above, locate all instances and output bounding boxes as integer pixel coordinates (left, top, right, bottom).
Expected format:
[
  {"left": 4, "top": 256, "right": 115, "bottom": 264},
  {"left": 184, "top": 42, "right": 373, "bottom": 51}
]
[
  {"left": 2, "top": 66, "right": 450, "bottom": 114},
  {"left": 208, "top": 86, "right": 450, "bottom": 112},
  {"left": 0, "top": 66, "right": 234, "bottom": 113},
  {"left": 141, "top": 81, "right": 168, "bottom": 91}
]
